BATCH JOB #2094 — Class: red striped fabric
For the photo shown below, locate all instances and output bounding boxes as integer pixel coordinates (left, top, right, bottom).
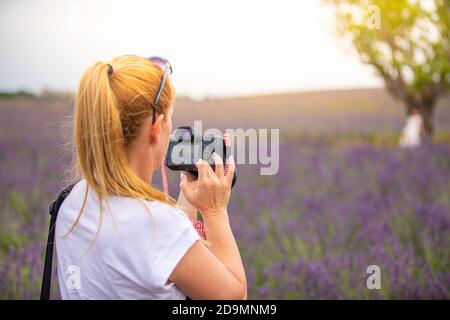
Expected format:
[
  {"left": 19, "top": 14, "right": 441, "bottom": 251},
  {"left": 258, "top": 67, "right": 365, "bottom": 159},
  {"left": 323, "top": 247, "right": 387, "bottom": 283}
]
[{"left": 191, "top": 219, "right": 206, "bottom": 240}]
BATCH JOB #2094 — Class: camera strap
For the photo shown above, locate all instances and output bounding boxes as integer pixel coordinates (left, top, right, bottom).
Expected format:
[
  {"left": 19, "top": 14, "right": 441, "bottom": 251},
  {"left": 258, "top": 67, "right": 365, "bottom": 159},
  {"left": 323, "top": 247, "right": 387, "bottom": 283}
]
[{"left": 40, "top": 183, "right": 77, "bottom": 300}]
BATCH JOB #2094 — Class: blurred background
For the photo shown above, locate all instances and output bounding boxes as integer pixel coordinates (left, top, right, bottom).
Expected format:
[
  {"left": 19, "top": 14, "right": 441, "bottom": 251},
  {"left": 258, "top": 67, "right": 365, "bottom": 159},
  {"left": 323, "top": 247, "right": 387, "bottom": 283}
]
[{"left": 0, "top": 0, "right": 449, "bottom": 299}]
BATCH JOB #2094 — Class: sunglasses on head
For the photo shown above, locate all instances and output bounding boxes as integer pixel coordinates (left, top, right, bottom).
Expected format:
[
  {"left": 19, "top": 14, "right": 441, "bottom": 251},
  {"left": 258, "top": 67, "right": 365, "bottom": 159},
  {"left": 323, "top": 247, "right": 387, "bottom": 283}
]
[{"left": 147, "top": 56, "right": 173, "bottom": 124}]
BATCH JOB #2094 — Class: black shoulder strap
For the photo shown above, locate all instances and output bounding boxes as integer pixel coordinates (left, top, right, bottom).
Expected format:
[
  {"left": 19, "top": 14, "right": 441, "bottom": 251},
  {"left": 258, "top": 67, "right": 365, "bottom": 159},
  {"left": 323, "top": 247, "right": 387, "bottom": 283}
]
[{"left": 40, "top": 183, "right": 77, "bottom": 300}]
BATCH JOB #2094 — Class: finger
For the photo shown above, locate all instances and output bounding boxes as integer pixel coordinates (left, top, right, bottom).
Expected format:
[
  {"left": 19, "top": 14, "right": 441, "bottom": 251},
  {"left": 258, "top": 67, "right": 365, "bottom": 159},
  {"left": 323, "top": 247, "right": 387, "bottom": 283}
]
[
  {"left": 181, "top": 171, "right": 196, "bottom": 182},
  {"left": 180, "top": 172, "right": 198, "bottom": 188},
  {"left": 180, "top": 174, "right": 194, "bottom": 201},
  {"left": 225, "top": 155, "right": 236, "bottom": 187},
  {"left": 212, "top": 152, "right": 224, "bottom": 178},
  {"left": 195, "top": 159, "right": 209, "bottom": 182},
  {"left": 200, "top": 158, "right": 218, "bottom": 184}
]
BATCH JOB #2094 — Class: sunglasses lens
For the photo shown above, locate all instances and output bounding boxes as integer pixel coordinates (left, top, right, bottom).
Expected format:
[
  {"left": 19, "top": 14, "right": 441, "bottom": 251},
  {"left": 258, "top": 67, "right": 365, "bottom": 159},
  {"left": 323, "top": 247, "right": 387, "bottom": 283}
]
[{"left": 148, "top": 57, "right": 173, "bottom": 74}]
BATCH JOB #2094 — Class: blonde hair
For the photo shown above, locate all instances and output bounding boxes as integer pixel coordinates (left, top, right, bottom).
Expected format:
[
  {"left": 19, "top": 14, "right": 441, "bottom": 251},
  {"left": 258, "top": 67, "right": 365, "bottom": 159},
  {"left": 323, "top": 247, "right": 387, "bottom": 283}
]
[{"left": 66, "top": 55, "right": 176, "bottom": 236}]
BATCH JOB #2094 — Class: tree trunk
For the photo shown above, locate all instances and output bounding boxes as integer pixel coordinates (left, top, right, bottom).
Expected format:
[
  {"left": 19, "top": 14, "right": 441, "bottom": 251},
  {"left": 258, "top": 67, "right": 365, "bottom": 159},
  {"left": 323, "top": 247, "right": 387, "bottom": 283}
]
[{"left": 419, "top": 104, "right": 434, "bottom": 139}]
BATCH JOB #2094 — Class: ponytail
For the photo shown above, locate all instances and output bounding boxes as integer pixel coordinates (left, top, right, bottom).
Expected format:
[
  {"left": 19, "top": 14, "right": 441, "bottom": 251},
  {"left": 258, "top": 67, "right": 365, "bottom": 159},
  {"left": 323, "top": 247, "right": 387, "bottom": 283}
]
[{"left": 67, "top": 56, "right": 175, "bottom": 237}]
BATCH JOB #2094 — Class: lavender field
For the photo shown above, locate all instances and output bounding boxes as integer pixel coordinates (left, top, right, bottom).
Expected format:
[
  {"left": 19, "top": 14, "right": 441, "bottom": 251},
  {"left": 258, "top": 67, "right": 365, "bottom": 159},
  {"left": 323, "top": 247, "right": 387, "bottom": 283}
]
[{"left": 1, "top": 89, "right": 449, "bottom": 299}]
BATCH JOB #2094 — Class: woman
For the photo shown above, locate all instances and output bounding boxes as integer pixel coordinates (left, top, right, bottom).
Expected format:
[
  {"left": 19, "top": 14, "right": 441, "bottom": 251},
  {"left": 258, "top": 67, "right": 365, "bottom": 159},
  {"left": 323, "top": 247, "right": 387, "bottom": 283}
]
[
  {"left": 399, "top": 108, "right": 424, "bottom": 148},
  {"left": 55, "top": 55, "right": 247, "bottom": 299}
]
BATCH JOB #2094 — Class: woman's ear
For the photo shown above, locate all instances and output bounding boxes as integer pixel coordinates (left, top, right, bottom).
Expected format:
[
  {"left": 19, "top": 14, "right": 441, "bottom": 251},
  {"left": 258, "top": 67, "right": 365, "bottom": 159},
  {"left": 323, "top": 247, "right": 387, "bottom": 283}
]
[{"left": 149, "top": 113, "right": 165, "bottom": 144}]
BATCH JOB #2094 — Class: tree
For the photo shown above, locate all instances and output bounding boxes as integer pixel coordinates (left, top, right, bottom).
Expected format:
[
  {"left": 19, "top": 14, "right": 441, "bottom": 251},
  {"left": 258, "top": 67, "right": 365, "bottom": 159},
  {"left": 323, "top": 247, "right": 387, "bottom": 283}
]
[{"left": 327, "top": 0, "right": 450, "bottom": 137}]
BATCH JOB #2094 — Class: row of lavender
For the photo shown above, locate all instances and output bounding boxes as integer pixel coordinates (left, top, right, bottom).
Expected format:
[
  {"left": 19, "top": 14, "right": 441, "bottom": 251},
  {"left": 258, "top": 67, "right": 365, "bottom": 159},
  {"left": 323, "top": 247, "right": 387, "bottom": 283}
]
[
  {"left": 1, "top": 102, "right": 449, "bottom": 299},
  {"left": 230, "top": 141, "right": 450, "bottom": 299}
]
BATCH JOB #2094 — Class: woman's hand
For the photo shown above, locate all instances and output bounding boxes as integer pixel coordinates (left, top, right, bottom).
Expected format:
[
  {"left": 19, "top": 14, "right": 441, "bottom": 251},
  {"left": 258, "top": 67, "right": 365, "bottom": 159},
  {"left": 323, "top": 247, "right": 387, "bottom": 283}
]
[
  {"left": 179, "top": 153, "right": 235, "bottom": 217},
  {"left": 177, "top": 183, "right": 197, "bottom": 220}
]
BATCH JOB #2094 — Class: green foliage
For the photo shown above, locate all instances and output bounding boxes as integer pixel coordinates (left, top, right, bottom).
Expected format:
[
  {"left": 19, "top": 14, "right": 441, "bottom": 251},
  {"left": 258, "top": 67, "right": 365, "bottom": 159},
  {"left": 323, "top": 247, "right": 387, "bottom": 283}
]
[
  {"left": 327, "top": 0, "right": 450, "bottom": 134},
  {"left": 0, "top": 90, "right": 35, "bottom": 99},
  {"left": 7, "top": 190, "right": 30, "bottom": 224}
]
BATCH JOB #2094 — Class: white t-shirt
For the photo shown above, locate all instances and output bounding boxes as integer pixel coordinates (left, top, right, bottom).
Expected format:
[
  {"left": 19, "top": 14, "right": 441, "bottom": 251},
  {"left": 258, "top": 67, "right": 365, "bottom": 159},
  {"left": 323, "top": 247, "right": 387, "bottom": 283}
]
[{"left": 55, "top": 179, "right": 200, "bottom": 300}]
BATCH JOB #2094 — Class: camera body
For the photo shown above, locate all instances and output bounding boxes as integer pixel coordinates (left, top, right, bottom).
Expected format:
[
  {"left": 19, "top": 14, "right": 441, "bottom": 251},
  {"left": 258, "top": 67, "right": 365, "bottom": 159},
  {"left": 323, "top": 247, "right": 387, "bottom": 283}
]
[{"left": 165, "top": 126, "right": 237, "bottom": 188}]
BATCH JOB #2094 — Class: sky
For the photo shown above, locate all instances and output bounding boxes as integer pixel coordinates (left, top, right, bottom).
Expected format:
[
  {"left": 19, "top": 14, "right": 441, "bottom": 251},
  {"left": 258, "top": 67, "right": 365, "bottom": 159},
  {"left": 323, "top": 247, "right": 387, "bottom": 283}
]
[{"left": 0, "top": 0, "right": 383, "bottom": 98}]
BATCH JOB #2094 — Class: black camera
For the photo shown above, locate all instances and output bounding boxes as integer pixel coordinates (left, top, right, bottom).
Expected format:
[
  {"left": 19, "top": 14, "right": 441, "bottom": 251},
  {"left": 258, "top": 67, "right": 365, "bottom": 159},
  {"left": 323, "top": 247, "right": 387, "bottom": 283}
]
[{"left": 165, "top": 126, "right": 237, "bottom": 188}]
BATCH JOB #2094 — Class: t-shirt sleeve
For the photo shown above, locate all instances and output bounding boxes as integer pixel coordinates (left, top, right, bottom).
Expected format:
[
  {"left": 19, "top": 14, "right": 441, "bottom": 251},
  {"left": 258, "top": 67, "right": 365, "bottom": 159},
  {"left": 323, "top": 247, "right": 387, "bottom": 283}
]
[{"left": 149, "top": 204, "right": 201, "bottom": 289}]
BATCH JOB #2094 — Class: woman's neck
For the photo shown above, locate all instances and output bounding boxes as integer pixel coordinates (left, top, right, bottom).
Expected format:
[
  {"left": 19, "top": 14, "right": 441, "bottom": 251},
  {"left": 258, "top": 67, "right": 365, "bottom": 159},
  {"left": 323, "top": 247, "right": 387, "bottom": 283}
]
[{"left": 127, "top": 150, "right": 155, "bottom": 186}]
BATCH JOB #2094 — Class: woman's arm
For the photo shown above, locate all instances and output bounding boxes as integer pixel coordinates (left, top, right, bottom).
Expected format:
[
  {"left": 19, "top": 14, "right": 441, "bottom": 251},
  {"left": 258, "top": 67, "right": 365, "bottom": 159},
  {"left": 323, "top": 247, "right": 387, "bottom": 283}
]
[
  {"left": 201, "top": 209, "right": 247, "bottom": 298},
  {"left": 169, "top": 155, "right": 247, "bottom": 299},
  {"left": 177, "top": 182, "right": 198, "bottom": 221}
]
